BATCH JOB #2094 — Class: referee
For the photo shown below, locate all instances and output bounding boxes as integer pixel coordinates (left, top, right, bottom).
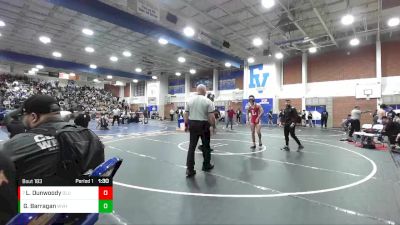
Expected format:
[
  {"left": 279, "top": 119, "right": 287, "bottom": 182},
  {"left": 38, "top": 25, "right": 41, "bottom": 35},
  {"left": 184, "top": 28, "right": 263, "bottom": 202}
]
[{"left": 184, "top": 84, "right": 215, "bottom": 177}]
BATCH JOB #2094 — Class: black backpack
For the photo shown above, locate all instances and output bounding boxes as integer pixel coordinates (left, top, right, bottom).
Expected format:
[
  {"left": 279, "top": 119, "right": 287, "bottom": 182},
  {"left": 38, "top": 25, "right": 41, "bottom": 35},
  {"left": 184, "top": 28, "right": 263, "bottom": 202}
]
[{"left": 31, "top": 123, "right": 105, "bottom": 179}]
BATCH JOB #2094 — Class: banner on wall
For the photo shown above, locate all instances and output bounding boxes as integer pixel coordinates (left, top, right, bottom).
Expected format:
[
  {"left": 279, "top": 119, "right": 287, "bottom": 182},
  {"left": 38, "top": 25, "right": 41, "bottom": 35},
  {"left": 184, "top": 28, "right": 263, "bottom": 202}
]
[
  {"left": 148, "top": 97, "right": 157, "bottom": 105},
  {"left": 137, "top": 0, "right": 160, "bottom": 21},
  {"left": 168, "top": 77, "right": 185, "bottom": 94},
  {"left": 191, "top": 76, "right": 213, "bottom": 90},
  {"left": 243, "top": 64, "right": 277, "bottom": 99}
]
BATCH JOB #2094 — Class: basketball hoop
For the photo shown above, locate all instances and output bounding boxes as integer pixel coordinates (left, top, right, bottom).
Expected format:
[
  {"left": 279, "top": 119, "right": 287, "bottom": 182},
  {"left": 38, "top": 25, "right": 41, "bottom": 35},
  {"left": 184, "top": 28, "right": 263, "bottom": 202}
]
[{"left": 363, "top": 89, "right": 372, "bottom": 101}]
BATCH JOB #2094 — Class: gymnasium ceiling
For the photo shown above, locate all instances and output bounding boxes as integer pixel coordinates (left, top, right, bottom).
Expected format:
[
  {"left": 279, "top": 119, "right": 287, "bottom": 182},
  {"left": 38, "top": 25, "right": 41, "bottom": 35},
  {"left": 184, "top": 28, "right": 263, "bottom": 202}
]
[{"left": 0, "top": 0, "right": 399, "bottom": 80}]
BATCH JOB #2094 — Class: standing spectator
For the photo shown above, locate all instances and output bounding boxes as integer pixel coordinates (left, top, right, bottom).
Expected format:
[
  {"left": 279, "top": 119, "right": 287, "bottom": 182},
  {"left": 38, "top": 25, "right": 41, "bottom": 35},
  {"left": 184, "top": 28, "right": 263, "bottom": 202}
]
[
  {"left": 170, "top": 108, "right": 175, "bottom": 121},
  {"left": 236, "top": 108, "right": 241, "bottom": 123},
  {"left": 143, "top": 107, "right": 149, "bottom": 124},
  {"left": 301, "top": 110, "right": 307, "bottom": 127},
  {"left": 278, "top": 109, "right": 284, "bottom": 127},
  {"left": 184, "top": 84, "right": 215, "bottom": 177},
  {"left": 372, "top": 109, "right": 378, "bottom": 124},
  {"left": 377, "top": 104, "right": 387, "bottom": 124},
  {"left": 348, "top": 106, "right": 370, "bottom": 141},
  {"left": 99, "top": 114, "right": 109, "bottom": 130},
  {"left": 321, "top": 109, "right": 328, "bottom": 128},
  {"left": 112, "top": 107, "right": 121, "bottom": 126},
  {"left": 307, "top": 111, "right": 314, "bottom": 127},
  {"left": 226, "top": 106, "right": 235, "bottom": 130},
  {"left": 267, "top": 110, "right": 274, "bottom": 126}
]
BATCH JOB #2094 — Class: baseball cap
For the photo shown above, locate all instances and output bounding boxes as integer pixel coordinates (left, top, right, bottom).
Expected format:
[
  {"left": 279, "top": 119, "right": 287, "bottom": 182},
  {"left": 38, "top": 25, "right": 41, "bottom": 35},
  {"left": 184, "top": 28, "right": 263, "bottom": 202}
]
[{"left": 22, "top": 95, "right": 60, "bottom": 114}]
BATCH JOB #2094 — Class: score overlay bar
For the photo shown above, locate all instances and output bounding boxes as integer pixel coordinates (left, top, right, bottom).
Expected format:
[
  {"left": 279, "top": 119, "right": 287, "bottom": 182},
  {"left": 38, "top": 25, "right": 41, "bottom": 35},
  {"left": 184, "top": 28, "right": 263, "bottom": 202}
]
[{"left": 18, "top": 178, "right": 113, "bottom": 213}]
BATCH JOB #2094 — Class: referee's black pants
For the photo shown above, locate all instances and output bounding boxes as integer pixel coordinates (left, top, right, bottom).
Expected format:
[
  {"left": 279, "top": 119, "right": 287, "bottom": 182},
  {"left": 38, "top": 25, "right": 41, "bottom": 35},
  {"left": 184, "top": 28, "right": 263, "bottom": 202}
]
[
  {"left": 284, "top": 124, "right": 301, "bottom": 146},
  {"left": 187, "top": 120, "right": 211, "bottom": 171}
]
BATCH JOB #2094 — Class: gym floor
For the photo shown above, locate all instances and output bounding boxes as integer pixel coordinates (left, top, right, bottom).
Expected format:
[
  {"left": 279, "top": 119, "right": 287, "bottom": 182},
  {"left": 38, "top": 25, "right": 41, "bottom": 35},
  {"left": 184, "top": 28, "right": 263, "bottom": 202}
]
[{"left": 1, "top": 121, "right": 399, "bottom": 224}]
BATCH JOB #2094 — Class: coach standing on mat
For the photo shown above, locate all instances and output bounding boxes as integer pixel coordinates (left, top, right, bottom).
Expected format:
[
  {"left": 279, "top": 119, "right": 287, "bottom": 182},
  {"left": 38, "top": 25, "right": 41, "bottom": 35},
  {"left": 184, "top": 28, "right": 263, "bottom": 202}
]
[
  {"left": 184, "top": 84, "right": 215, "bottom": 177},
  {"left": 281, "top": 99, "right": 304, "bottom": 151}
]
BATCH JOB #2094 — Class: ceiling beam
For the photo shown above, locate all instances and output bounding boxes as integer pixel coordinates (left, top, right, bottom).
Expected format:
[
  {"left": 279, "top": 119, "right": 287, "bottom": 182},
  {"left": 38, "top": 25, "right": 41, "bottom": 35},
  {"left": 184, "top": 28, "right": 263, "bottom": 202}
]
[
  {"left": 311, "top": 3, "right": 339, "bottom": 47},
  {"left": 276, "top": 0, "right": 318, "bottom": 47},
  {"left": 0, "top": 50, "right": 150, "bottom": 79},
  {"left": 48, "top": 0, "right": 243, "bottom": 68}
]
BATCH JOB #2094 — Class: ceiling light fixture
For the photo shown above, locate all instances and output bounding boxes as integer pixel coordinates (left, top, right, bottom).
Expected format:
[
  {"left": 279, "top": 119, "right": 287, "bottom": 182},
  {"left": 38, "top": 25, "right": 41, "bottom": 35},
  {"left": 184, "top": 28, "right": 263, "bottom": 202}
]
[
  {"left": 122, "top": 51, "right": 131, "bottom": 57},
  {"left": 388, "top": 17, "right": 400, "bottom": 27},
  {"left": 247, "top": 57, "right": 255, "bottom": 63},
  {"left": 189, "top": 69, "right": 196, "bottom": 74},
  {"left": 275, "top": 52, "right": 283, "bottom": 59},
  {"left": 106, "top": 75, "right": 113, "bottom": 79},
  {"left": 0, "top": 20, "right": 5, "bottom": 27},
  {"left": 32, "top": 68, "right": 39, "bottom": 72},
  {"left": 82, "top": 28, "right": 94, "bottom": 36},
  {"left": 135, "top": 68, "right": 142, "bottom": 73},
  {"left": 341, "top": 14, "right": 354, "bottom": 25},
  {"left": 350, "top": 38, "right": 360, "bottom": 46},
  {"left": 85, "top": 47, "right": 94, "bottom": 53},
  {"left": 36, "top": 65, "right": 44, "bottom": 69},
  {"left": 158, "top": 37, "right": 168, "bottom": 45},
  {"left": 225, "top": 62, "right": 231, "bottom": 68},
  {"left": 178, "top": 57, "right": 186, "bottom": 63},
  {"left": 28, "top": 70, "right": 35, "bottom": 75},
  {"left": 308, "top": 47, "right": 317, "bottom": 53},
  {"left": 152, "top": 76, "right": 158, "bottom": 79},
  {"left": 133, "top": 79, "right": 139, "bottom": 83},
  {"left": 175, "top": 72, "right": 181, "bottom": 76},
  {"left": 89, "top": 64, "right": 97, "bottom": 69},
  {"left": 52, "top": 51, "right": 62, "bottom": 58},
  {"left": 261, "top": 0, "right": 275, "bottom": 8},
  {"left": 110, "top": 56, "right": 118, "bottom": 62},
  {"left": 252, "top": 37, "right": 263, "bottom": 46},
  {"left": 183, "top": 26, "right": 195, "bottom": 37},
  {"left": 39, "top": 36, "right": 51, "bottom": 44}
]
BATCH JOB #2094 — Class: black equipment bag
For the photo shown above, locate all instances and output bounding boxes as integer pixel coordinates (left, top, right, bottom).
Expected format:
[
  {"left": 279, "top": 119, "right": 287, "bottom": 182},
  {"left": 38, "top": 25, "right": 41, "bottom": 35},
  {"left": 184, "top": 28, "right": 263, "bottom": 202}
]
[
  {"left": 55, "top": 124, "right": 105, "bottom": 178},
  {"left": 31, "top": 123, "right": 105, "bottom": 179}
]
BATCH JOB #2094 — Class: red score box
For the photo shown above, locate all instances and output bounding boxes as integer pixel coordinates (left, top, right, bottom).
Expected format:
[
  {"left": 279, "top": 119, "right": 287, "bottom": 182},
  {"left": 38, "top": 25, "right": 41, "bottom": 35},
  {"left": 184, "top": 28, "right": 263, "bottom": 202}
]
[{"left": 99, "top": 186, "right": 113, "bottom": 200}]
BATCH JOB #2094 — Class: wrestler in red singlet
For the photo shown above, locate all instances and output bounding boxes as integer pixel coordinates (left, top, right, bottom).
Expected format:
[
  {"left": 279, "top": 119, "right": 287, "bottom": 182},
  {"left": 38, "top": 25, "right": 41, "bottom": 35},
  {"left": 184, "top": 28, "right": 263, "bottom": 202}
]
[{"left": 249, "top": 104, "right": 261, "bottom": 124}]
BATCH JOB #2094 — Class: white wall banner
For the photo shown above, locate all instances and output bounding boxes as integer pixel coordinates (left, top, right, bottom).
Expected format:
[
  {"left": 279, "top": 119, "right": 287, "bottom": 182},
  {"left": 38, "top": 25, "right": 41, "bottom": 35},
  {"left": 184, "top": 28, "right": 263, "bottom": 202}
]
[
  {"left": 243, "top": 63, "right": 279, "bottom": 99},
  {"left": 137, "top": 0, "right": 160, "bottom": 21}
]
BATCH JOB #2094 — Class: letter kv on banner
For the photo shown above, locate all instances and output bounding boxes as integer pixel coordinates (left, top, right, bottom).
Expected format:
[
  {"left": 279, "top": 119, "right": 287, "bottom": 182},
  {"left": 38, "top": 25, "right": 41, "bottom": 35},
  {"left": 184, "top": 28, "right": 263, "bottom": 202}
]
[{"left": 249, "top": 64, "right": 269, "bottom": 94}]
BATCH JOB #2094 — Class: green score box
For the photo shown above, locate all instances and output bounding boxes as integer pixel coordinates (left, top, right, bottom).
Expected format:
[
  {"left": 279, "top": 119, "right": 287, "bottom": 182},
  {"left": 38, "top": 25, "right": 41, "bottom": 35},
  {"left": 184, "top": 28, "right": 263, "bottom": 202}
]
[{"left": 99, "top": 200, "right": 113, "bottom": 213}]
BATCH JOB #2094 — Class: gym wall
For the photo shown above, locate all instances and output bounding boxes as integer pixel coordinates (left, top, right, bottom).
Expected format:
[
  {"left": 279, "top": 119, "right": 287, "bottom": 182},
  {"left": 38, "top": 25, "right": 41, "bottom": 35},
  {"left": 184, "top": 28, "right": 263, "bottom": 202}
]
[
  {"left": 308, "top": 45, "right": 376, "bottom": 82},
  {"left": 281, "top": 40, "right": 400, "bottom": 127},
  {"left": 382, "top": 41, "right": 400, "bottom": 76},
  {"left": 278, "top": 98, "right": 302, "bottom": 111},
  {"left": 283, "top": 56, "right": 301, "bottom": 85},
  {"left": 124, "top": 83, "right": 130, "bottom": 97}
]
